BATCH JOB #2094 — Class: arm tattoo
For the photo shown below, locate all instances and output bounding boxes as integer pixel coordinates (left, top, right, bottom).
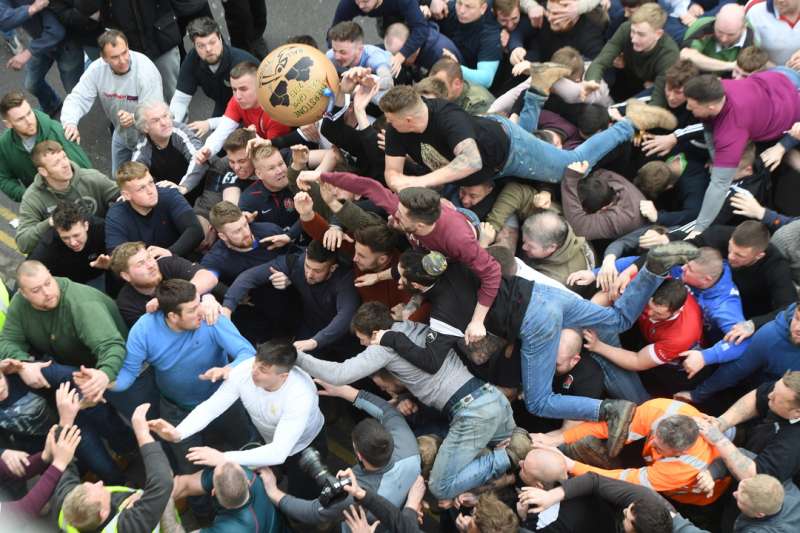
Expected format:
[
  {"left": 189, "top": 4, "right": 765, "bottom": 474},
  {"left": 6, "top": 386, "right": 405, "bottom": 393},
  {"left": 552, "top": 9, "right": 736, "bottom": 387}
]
[
  {"left": 449, "top": 138, "right": 483, "bottom": 173},
  {"left": 718, "top": 439, "right": 757, "bottom": 481}
]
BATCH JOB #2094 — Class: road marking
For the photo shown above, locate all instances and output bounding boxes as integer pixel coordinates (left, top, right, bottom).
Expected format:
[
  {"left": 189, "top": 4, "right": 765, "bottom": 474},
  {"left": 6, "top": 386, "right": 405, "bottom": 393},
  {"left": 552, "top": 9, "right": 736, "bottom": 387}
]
[
  {"left": 0, "top": 207, "right": 16, "bottom": 222},
  {"left": 0, "top": 228, "right": 19, "bottom": 253},
  {"left": 327, "top": 437, "right": 355, "bottom": 465}
]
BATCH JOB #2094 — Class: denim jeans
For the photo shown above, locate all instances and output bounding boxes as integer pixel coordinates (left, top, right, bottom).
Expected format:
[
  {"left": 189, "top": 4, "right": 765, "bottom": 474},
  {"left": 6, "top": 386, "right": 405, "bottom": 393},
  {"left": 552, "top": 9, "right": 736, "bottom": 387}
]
[
  {"left": 111, "top": 127, "right": 135, "bottom": 177},
  {"left": 520, "top": 267, "right": 665, "bottom": 420},
  {"left": 589, "top": 350, "right": 650, "bottom": 404},
  {"left": 24, "top": 39, "right": 84, "bottom": 115},
  {"left": 488, "top": 90, "right": 635, "bottom": 183},
  {"left": 428, "top": 386, "right": 516, "bottom": 500},
  {"left": 154, "top": 47, "right": 180, "bottom": 102}
]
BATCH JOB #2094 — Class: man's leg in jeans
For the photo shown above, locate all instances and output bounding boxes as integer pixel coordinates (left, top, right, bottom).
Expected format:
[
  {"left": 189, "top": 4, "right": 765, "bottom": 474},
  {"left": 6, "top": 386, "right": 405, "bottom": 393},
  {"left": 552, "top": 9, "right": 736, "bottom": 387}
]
[
  {"left": 55, "top": 39, "right": 85, "bottom": 94},
  {"left": 589, "top": 351, "right": 650, "bottom": 404},
  {"left": 562, "top": 266, "right": 665, "bottom": 336},
  {"left": 159, "top": 396, "right": 212, "bottom": 516},
  {"left": 24, "top": 52, "right": 61, "bottom": 115},
  {"left": 105, "top": 366, "right": 161, "bottom": 421},
  {"left": 518, "top": 90, "right": 546, "bottom": 132},
  {"left": 428, "top": 391, "right": 516, "bottom": 500},
  {"left": 111, "top": 128, "right": 133, "bottom": 176},
  {"left": 520, "top": 285, "right": 603, "bottom": 420}
]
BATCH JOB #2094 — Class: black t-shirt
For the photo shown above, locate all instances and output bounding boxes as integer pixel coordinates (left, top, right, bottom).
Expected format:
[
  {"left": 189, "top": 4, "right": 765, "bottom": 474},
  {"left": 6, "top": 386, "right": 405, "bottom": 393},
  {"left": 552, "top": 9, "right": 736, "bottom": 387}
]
[
  {"left": 27, "top": 219, "right": 107, "bottom": 284},
  {"left": 385, "top": 99, "right": 510, "bottom": 186},
  {"left": 749, "top": 381, "right": 800, "bottom": 484},
  {"left": 553, "top": 353, "right": 606, "bottom": 399},
  {"left": 116, "top": 255, "right": 201, "bottom": 327},
  {"left": 149, "top": 140, "right": 189, "bottom": 186},
  {"left": 176, "top": 44, "right": 259, "bottom": 117}
]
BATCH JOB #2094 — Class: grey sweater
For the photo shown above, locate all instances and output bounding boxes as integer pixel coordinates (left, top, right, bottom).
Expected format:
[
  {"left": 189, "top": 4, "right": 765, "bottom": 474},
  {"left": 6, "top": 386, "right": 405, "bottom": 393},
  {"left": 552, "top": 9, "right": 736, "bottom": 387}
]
[
  {"left": 61, "top": 51, "right": 164, "bottom": 150},
  {"left": 296, "top": 320, "right": 473, "bottom": 411}
]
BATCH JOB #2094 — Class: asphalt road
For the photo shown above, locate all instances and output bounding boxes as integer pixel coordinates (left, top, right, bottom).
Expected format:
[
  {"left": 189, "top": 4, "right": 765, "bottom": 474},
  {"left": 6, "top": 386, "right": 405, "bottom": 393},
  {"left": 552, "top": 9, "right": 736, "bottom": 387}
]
[{"left": 0, "top": 0, "right": 380, "bottom": 285}]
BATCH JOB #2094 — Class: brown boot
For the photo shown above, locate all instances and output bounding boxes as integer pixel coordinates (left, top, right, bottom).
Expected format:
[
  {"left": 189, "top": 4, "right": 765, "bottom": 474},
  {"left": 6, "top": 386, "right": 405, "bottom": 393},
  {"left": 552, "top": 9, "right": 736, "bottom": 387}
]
[
  {"left": 529, "top": 62, "right": 573, "bottom": 95},
  {"left": 559, "top": 436, "right": 620, "bottom": 469},
  {"left": 625, "top": 98, "right": 678, "bottom": 131},
  {"left": 505, "top": 427, "right": 533, "bottom": 469},
  {"left": 645, "top": 241, "right": 700, "bottom": 275},
  {"left": 599, "top": 400, "right": 636, "bottom": 457}
]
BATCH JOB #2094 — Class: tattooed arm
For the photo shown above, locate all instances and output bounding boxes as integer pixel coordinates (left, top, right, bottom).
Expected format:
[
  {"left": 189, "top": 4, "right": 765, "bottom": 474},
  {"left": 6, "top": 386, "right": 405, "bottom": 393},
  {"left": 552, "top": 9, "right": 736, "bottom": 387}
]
[
  {"left": 716, "top": 389, "right": 759, "bottom": 432},
  {"left": 695, "top": 417, "right": 756, "bottom": 481},
  {"left": 411, "top": 138, "right": 484, "bottom": 188}
]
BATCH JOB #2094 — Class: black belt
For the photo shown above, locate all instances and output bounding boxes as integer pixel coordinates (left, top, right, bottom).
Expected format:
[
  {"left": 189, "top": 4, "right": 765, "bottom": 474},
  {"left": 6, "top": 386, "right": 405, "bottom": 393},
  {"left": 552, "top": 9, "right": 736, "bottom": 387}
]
[{"left": 444, "top": 377, "right": 490, "bottom": 416}]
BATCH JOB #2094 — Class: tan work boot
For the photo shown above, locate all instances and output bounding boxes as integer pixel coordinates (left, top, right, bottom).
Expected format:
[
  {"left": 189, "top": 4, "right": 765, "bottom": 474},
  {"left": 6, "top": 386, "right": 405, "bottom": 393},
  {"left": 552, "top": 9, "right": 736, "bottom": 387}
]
[
  {"left": 646, "top": 241, "right": 700, "bottom": 275},
  {"left": 559, "top": 436, "right": 620, "bottom": 469},
  {"left": 599, "top": 399, "right": 636, "bottom": 457},
  {"left": 625, "top": 98, "right": 678, "bottom": 131},
  {"left": 505, "top": 427, "right": 534, "bottom": 469},
  {"left": 529, "top": 62, "right": 573, "bottom": 95}
]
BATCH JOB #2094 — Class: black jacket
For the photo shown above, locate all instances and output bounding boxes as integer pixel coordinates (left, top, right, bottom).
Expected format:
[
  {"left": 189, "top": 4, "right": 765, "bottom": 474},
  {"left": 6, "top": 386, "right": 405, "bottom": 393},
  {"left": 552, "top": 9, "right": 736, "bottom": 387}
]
[
  {"left": 49, "top": 0, "right": 104, "bottom": 47},
  {"left": 101, "top": 0, "right": 180, "bottom": 58}
]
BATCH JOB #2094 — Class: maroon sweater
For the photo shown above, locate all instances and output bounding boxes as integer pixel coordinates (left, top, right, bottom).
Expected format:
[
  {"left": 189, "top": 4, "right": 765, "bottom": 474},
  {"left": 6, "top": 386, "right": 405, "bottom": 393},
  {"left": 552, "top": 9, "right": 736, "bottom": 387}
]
[
  {"left": 320, "top": 172, "right": 501, "bottom": 307},
  {"left": 0, "top": 452, "right": 64, "bottom": 517}
]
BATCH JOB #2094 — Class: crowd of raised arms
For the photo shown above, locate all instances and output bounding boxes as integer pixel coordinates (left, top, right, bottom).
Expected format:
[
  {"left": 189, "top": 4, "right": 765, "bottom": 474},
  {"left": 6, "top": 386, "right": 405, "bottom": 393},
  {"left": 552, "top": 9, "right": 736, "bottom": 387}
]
[{"left": 1, "top": 0, "right": 800, "bottom": 531}]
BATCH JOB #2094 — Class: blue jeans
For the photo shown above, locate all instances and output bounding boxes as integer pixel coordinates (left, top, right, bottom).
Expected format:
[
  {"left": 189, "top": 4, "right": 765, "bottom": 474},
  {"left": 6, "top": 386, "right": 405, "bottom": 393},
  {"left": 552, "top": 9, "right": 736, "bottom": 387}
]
[
  {"left": 24, "top": 39, "right": 84, "bottom": 115},
  {"left": 520, "top": 267, "right": 665, "bottom": 419},
  {"left": 589, "top": 348, "right": 650, "bottom": 404},
  {"left": 772, "top": 66, "right": 800, "bottom": 90},
  {"left": 489, "top": 91, "right": 635, "bottom": 183},
  {"left": 111, "top": 128, "right": 135, "bottom": 177},
  {"left": 428, "top": 385, "right": 516, "bottom": 500}
]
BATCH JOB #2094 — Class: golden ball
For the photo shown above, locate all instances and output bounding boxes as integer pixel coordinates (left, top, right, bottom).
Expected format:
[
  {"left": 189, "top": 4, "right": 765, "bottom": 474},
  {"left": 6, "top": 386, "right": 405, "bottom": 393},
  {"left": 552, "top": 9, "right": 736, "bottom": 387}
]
[{"left": 256, "top": 44, "right": 340, "bottom": 127}]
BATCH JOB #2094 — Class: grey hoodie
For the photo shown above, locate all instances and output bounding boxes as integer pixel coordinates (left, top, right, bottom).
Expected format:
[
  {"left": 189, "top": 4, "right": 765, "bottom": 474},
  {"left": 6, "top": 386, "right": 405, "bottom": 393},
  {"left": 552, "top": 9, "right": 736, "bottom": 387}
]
[{"left": 61, "top": 51, "right": 164, "bottom": 150}]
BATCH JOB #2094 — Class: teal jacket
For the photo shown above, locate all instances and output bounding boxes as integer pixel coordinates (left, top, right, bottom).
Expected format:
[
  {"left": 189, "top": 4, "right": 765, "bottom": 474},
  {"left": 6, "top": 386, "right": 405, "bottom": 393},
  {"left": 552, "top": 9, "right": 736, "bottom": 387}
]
[{"left": 0, "top": 109, "right": 92, "bottom": 202}]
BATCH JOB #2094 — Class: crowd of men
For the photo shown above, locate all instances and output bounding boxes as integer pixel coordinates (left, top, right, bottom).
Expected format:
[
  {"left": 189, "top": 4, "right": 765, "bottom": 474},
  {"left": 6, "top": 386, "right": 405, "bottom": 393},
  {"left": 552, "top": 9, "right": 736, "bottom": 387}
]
[{"left": 1, "top": 0, "right": 800, "bottom": 531}]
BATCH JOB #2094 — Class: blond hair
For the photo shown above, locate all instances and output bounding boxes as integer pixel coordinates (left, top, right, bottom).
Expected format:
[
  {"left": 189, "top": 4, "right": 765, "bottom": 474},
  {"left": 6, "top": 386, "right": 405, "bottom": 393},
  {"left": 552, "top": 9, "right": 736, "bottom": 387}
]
[
  {"left": 630, "top": 3, "right": 667, "bottom": 29},
  {"left": 741, "top": 475, "right": 784, "bottom": 516},
  {"left": 110, "top": 241, "right": 147, "bottom": 275},
  {"left": 116, "top": 160, "right": 150, "bottom": 188},
  {"left": 62, "top": 485, "right": 104, "bottom": 531},
  {"left": 250, "top": 143, "right": 278, "bottom": 163}
]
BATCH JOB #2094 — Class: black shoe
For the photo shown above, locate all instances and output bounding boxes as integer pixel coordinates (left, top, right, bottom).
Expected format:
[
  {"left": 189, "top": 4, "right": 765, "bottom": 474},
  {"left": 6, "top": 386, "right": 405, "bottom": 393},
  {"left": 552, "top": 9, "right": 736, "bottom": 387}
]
[{"left": 645, "top": 242, "right": 700, "bottom": 275}]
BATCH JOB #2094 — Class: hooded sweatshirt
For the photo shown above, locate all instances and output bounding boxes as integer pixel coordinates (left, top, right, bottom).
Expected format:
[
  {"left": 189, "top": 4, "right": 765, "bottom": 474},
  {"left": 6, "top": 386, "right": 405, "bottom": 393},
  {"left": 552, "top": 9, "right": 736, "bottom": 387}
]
[
  {"left": 60, "top": 51, "right": 164, "bottom": 150},
  {"left": 0, "top": 109, "right": 92, "bottom": 202},
  {"left": 527, "top": 224, "right": 592, "bottom": 285},
  {"left": 16, "top": 163, "right": 118, "bottom": 254},
  {"left": 692, "top": 303, "right": 800, "bottom": 403}
]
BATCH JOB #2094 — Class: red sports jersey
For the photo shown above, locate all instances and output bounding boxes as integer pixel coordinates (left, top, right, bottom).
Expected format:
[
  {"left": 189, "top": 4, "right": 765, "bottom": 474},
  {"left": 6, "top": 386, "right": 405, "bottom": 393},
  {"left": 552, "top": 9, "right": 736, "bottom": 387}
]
[
  {"left": 638, "top": 291, "right": 703, "bottom": 364},
  {"left": 224, "top": 98, "right": 291, "bottom": 140}
]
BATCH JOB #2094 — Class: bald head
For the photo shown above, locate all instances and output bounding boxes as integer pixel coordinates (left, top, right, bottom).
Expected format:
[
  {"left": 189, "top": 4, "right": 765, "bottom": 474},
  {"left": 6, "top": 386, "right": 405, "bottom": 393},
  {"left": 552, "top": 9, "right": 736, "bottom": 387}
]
[
  {"left": 714, "top": 4, "right": 746, "bottom": 48},
  {"left": 520, "top": 449, "right": 568, "bottom": 488}
]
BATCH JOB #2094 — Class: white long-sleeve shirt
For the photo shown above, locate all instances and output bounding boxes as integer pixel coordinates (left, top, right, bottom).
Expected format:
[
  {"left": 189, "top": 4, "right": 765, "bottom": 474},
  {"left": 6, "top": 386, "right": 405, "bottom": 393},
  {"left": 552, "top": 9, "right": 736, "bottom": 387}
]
[{"left": 175, "top": 358, "right": 325, "bottom": 468}]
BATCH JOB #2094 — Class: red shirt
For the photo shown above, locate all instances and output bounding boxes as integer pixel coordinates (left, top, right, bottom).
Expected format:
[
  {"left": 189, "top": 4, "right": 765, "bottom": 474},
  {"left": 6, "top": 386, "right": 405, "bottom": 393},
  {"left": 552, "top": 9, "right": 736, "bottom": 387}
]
[
  {"left": 638, "top": 291, "right": 703, "bottom": 364},
  {"left": 223, "top": 98, "right": 291, "bottom": 140}
]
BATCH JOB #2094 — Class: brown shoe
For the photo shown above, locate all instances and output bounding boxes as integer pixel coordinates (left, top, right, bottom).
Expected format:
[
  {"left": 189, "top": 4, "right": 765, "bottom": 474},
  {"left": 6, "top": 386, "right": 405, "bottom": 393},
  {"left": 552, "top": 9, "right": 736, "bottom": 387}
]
[
  {"left": 506, "top": 427, "right": 533, "bottom": 469},
  {"left": 529, "top": 62, "right": 573, "bottom": 95},
  {"left": 417, "top": 434, "right": 442, "bottom": 478},
  {"left": 559, "top": 436, "right": 620, "bottom": 469},
  {"left": 625, "top": 98, "right": 678, "bottom": 131},
  {"left": 645, "top": 241, "right": 700, "bottom": 275},
  {"left": 599, "top": 400, "right": 636, "bottom": 457}
]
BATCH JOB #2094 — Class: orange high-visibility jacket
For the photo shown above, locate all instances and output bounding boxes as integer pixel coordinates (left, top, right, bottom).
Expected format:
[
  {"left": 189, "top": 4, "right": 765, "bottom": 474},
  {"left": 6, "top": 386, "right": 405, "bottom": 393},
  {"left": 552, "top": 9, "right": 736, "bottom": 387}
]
[{"left": 563, "top": 398, "right": 732, "bottom": 505}]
